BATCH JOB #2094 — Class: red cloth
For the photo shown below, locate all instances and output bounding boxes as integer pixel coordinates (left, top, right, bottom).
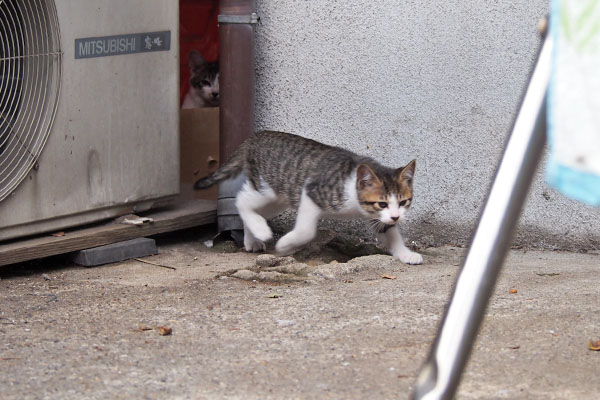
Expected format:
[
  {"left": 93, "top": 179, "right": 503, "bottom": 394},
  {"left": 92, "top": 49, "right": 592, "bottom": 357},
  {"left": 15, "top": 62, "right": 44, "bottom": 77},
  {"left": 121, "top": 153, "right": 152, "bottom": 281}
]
[{"left": 180, "top": 0, "right": 220, "bottom": 105}]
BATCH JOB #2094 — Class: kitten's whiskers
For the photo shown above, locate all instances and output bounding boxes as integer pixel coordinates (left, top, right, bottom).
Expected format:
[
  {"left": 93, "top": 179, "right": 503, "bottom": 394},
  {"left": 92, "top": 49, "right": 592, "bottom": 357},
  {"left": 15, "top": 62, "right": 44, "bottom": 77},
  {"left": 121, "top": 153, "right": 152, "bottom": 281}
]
[{"left": 367, "top": 218, "right": 387, "bottom": 233}]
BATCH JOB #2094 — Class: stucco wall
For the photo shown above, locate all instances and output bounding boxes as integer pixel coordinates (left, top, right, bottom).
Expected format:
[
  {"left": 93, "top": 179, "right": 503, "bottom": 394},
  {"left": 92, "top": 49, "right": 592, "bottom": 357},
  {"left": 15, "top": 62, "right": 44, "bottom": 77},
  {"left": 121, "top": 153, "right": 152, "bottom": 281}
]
[{"left": 253, "top": 1, "right": 600, "bottom": 250}]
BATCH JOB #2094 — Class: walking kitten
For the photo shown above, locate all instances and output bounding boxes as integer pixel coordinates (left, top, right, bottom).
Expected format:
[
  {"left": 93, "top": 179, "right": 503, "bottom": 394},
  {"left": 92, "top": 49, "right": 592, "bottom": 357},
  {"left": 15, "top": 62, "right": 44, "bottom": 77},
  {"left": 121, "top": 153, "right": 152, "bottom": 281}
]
[
  {"left": 195, "top": 131, "right": 423, "bottom": 264},
  {"left": 181, "top": 50, "right": 219, "bottom": 109}
]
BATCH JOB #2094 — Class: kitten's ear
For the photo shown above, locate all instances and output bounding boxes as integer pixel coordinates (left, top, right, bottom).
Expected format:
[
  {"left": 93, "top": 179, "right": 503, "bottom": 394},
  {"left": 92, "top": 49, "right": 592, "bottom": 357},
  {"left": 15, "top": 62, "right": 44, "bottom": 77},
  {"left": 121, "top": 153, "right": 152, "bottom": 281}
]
[
  {"left": 397, "top": 159, "right": 416, "bottom": 185},
  {"left": 357, "top": 164, "right": 382, "bottom": 189},
  {"left": 188, "top": 50, "right": 206, "bottom": 69}
]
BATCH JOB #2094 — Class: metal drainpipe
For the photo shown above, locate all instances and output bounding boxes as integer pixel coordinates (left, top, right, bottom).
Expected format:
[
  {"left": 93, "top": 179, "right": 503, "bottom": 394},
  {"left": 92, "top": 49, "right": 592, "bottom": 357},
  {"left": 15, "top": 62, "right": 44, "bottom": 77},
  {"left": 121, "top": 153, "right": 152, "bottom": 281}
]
[{"left": 216, "top": 0, "right": 258, "bottom": 243}]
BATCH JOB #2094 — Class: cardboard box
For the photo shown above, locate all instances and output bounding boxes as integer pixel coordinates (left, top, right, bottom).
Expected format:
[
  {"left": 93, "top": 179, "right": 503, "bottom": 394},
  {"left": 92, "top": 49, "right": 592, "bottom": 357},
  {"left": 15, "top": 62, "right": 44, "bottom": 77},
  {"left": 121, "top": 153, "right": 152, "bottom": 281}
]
[{"left": 179, "top": 107, "right": 220, "bottom": 200}]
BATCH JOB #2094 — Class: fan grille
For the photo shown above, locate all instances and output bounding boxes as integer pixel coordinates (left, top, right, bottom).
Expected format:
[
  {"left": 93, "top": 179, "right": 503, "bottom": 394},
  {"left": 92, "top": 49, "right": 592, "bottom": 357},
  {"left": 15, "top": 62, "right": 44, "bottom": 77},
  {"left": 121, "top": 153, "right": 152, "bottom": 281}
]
[{"left": 0, "top": 0, "right": 61, "bottom": 201}]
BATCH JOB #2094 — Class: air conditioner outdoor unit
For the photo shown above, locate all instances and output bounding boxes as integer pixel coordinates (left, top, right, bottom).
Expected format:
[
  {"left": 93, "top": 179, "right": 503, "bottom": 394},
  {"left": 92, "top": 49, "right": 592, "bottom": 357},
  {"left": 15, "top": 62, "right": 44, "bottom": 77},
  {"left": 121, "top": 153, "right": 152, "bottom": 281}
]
[{"left": 0, "top": 0, "right": 180, "bottom": 241}]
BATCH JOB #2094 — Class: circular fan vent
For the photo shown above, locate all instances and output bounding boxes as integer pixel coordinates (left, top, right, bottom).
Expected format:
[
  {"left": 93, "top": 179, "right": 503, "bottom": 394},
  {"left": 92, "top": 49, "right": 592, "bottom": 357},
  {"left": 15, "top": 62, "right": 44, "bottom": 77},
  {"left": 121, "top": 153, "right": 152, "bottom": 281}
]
[{"left": 0, "top": 0, "right": 62, "bottom": 202}]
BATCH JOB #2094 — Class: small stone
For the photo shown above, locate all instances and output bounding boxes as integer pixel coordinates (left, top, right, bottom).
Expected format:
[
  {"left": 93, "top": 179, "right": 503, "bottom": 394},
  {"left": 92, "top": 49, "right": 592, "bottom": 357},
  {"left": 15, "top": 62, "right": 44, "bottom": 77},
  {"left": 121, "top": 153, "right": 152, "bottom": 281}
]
[
  {"left": 255, "top": 254, "right": 296, "bottom": 268},
  {"left": 255, "top": 254, "right": 279, "bottom": 267},
  {"left": 257, "top": 271, "right": 287, "bottom": 282},
  {"left": 348, "top": 254, "right": 399, "bottom": 269},
  {"left": 231, "top": 270, "right": 259, "bottom": 281},
  {"left": 274, "top": 263, "right": 310, "bottom": 275},
  {"left": 309, "top": 263, "right": 357, "bottom": 280}
]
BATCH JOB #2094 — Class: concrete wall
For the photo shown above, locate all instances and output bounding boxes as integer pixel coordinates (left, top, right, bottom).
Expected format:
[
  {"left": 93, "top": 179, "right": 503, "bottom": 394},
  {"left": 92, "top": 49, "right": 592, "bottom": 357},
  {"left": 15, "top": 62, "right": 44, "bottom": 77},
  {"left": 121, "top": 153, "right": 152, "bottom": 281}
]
[{"left": 254, "top": 1, "right": 600, "bottom": 250}]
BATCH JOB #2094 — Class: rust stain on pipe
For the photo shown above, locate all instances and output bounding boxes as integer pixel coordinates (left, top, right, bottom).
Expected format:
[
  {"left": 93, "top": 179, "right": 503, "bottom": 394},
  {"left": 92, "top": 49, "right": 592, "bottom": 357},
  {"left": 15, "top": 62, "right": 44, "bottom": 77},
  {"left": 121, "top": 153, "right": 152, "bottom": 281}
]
[{"left": 219, "top": 0, "right": 255, "bottom": 161}]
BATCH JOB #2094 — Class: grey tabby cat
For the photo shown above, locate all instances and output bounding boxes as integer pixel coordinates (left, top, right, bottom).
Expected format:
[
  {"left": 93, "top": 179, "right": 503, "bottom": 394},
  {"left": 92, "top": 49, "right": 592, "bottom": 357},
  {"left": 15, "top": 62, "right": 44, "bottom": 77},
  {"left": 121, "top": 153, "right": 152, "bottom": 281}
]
[
  {"left": 195, "top": 131, "right": 423, "bottom": 264},
  {"left": 181, "top": 50, "right": 219, "bottom": 109}
]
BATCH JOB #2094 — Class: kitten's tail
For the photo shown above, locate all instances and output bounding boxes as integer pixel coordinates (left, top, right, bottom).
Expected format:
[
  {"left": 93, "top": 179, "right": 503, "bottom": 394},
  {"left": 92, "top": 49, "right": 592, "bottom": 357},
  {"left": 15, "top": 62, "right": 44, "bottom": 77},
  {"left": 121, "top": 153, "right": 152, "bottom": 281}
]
[{"left": 193, "top": 140, "right": 248, "bottom": 190}]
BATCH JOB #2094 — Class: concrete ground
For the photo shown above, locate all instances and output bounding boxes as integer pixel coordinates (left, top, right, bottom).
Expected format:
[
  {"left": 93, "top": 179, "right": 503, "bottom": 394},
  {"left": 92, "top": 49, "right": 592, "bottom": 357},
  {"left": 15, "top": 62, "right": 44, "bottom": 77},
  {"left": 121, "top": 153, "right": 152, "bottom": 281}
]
[{"left": 1, "top": 225, "right": 599, "bottom": 399}]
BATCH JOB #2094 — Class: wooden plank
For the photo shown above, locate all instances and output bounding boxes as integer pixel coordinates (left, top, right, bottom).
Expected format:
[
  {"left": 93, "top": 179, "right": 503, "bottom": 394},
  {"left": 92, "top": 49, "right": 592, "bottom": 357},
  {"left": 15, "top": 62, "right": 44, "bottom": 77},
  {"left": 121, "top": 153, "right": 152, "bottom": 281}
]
[{"left": 0, "top": 200, "right": 217, "bottom": 267}]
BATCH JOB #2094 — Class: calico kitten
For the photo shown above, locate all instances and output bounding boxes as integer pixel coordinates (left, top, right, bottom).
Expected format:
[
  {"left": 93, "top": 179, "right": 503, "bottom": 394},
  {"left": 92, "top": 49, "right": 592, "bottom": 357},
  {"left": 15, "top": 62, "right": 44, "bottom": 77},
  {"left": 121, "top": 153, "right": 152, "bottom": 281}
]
[
  {"left": 195, "top": 131, "right": 423, "bottom": 265},
  {"left": 181, "top": 50, "right": 219, "bottom": 109}
]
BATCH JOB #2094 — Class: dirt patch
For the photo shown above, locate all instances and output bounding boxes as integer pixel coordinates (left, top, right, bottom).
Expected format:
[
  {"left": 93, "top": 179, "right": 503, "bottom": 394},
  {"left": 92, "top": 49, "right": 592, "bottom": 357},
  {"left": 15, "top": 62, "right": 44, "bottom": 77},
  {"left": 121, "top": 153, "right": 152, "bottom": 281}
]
[
  {"left": 202, "top": 228, "right": 394, "bottom": 284},
  {"left": 219, "top": 252, "right": 409, "bottom": 284}
]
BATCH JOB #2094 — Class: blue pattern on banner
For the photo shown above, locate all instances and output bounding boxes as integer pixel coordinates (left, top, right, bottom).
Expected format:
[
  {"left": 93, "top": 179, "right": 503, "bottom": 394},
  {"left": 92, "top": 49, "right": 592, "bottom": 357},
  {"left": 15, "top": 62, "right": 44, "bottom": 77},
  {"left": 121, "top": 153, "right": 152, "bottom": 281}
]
[{"left": 547, "top": 162, "right": 600, "bottom": 206}]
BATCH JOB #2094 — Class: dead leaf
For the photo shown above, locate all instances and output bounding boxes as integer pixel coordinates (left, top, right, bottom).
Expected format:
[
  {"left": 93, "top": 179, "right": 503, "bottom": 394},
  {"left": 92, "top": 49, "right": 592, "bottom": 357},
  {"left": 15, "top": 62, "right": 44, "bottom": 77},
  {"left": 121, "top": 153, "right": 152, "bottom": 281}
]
[
  {"left": 588, "top": 340, "right": 600, "bottom": 351},
  {"left": 509, "top": 289, "right": 517, "bottom": 294},
  {"left": 51, "top": 232, "right": 65, "bottom": 237},
  {"left": 159, "top": 326, "right": 172, "bottom": 336},
  {"left": 138, "top": 324, "right": 153, "bottom": 332},
  {"left": 381, "top": 274, "right": 397, "bottom": 280},
  {"left": 267, "top": 293, "right": 283, "bottom": 298}
]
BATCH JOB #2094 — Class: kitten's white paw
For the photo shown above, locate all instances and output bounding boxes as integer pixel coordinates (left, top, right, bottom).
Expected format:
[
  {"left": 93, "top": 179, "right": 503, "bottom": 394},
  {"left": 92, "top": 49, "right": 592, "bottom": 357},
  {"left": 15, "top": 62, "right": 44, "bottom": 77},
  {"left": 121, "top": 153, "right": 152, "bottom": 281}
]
[
  {"left": 396, "top": 250, "right": 423, "bottom": 265},
  {"left": 249, "top": 224, "right": 273, "bottom": 243},
  {"left": 244, "top": 237, "right": 266, "bottom": 253},
  {"left": 274, "top": 237, "right": 297, "bottom": 256}
]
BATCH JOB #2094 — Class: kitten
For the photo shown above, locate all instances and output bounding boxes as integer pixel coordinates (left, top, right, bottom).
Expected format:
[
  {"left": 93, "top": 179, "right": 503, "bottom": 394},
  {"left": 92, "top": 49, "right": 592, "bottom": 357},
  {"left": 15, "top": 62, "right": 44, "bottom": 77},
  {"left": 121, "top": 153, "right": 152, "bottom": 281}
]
[
  {"left": 181, "top": 50, "right": 219, "bottom": 109},
  {"left": 195, "top": 131, "right": 423, "bottom": 265}
]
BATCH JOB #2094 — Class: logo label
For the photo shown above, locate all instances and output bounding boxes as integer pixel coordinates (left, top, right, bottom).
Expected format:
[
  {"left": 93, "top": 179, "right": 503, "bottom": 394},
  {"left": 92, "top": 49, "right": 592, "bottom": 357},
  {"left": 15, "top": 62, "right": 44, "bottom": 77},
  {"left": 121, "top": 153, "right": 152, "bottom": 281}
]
[{"left": 75, "top": 31, "right": 171, "bottom": 59}]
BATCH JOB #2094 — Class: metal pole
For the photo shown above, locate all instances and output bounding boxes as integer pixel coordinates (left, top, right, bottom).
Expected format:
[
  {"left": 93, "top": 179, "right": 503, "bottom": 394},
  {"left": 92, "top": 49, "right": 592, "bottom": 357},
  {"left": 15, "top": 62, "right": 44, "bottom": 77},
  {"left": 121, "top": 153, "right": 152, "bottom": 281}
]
[
  {"left": 413, "top": 32, "right": 553, "bottom": 400},
  {"left": 217, "top": 0, "right": 257, "bottom": 239},
  {"left": 218, "top": 0, "right": 256, "bottom": 161}
]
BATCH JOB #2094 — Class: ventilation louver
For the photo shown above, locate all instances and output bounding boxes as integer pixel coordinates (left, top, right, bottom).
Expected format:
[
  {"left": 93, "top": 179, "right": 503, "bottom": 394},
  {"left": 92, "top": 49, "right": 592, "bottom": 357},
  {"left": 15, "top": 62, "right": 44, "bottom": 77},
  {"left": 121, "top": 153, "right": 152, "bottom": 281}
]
[{"left": 0, "top": 0, "right": 61, "bottom": 201}]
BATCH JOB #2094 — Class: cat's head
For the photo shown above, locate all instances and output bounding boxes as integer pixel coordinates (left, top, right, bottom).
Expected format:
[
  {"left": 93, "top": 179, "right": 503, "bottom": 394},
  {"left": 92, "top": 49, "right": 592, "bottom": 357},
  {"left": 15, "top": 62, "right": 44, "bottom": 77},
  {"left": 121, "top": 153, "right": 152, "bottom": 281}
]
[
  {"left": 356, "top": 160, "right": 415, "bottom": 227},
  {"left": 188, "top": 50, "right": 220, "bottom": 107}
]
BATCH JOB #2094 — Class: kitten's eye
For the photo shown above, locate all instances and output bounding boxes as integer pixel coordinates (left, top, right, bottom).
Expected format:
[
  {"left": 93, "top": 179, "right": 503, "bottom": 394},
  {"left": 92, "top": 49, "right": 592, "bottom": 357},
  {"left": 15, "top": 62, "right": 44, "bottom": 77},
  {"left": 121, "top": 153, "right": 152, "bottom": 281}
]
[
  {"left": 399, "top": 198, "right": 411, "bottom": 207},
  {"left": 201, "top": 80, "right": 211, "bottom": 87},
  {"left": 377, "top": 202, "right": 388, "bottom": 208}
]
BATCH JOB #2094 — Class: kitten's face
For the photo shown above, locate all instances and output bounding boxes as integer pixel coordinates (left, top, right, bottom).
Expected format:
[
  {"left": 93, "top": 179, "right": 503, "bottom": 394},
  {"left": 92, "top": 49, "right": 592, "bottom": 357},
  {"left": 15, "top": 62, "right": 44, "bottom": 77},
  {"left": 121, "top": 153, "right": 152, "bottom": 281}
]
[
  {"left": 356, "top": 161, "right": 415, "bottom": 226},
  {"left": 188, "top": 50, "right": 219, "bottom": 107}
]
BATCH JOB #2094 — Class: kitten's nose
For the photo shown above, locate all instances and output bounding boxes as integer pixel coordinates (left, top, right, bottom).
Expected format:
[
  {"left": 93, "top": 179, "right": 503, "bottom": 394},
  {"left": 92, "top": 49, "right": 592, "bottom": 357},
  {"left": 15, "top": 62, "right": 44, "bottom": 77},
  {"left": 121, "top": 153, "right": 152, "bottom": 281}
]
[
  {"left": 391, "top": 216, "right": 399, "bottom": 222},
  {"left": 212, "top": 92, "right": 219, "bottom": 99}
]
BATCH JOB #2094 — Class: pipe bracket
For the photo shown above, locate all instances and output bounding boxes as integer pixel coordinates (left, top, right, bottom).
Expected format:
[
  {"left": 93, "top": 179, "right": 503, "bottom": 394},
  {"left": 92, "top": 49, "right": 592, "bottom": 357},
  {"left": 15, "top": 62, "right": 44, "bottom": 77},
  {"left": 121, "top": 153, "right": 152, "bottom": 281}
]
[{"left": 218, "top": 13, "right": 260, "bottom": 25}]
